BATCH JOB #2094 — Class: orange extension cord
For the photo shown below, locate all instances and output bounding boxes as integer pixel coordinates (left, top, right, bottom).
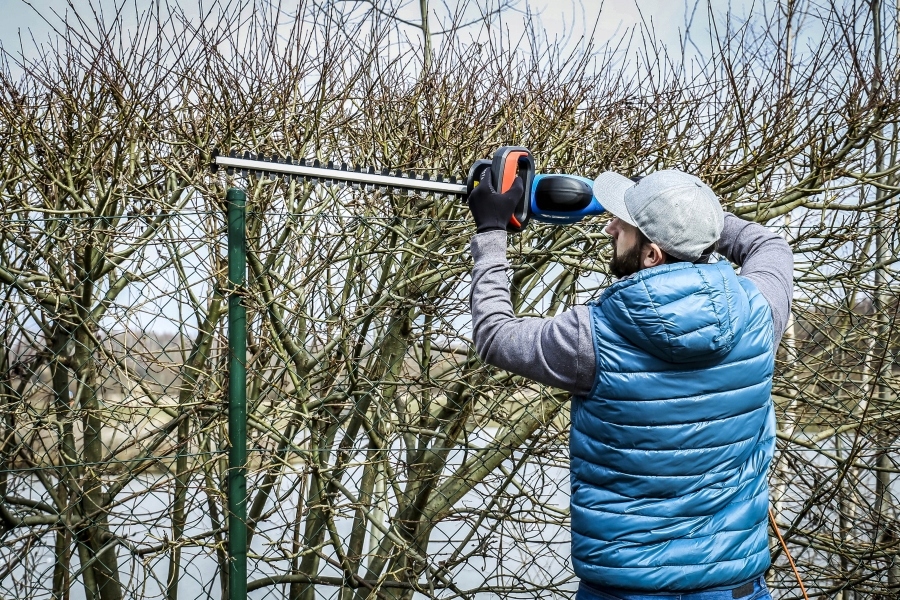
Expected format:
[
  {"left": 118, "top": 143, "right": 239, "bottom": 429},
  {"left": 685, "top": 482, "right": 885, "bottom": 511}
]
[{"left": 769, "top": 506, "right": 811, "bottom": 600}]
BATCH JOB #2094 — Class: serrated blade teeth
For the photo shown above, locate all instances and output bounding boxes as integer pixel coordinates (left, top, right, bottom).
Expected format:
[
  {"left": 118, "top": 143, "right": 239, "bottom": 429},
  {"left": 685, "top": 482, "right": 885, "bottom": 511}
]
[{"left": 212, "top": 152, "right": 469, "bottom": 197}]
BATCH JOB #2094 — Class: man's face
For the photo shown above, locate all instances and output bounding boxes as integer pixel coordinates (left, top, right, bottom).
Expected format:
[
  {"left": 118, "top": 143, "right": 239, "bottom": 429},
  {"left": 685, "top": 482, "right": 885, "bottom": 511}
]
[{"left": 605, "top": 217, "right": 644, "bottom": 278}]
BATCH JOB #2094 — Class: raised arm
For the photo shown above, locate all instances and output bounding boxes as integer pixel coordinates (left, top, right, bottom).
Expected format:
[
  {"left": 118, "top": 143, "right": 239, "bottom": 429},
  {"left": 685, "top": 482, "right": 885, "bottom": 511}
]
[
  {"left": 717, "top": 213, "right": 794, "bottom": 344},
  {"left": 470, "top": 231, "right": 595, "bottom": 395}
]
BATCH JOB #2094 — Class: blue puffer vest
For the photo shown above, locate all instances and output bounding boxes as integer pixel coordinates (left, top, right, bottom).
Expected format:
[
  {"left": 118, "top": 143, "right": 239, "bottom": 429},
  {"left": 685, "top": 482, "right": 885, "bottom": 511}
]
[{"left": 571, "top": 260, "right": 775, "bottom": 592}]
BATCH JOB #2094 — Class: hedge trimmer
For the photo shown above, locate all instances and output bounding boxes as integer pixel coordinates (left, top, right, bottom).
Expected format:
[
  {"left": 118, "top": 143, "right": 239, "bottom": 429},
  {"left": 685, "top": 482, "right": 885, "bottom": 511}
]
[{"left": 211, "top": 146, "right": 605, "bottom": 232}]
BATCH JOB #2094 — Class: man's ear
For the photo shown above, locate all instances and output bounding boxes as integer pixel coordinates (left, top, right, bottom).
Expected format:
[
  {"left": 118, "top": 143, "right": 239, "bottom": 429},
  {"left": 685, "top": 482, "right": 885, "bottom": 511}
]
[{"left": 642, "top": 243, "right": 667, "bottom": 268}]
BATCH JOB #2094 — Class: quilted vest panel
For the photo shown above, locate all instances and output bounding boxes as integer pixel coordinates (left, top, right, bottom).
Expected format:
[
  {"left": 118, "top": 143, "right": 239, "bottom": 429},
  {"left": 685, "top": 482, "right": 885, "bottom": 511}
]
[{"left": 571, "top": 261, "right": 775, "bottom": 592}]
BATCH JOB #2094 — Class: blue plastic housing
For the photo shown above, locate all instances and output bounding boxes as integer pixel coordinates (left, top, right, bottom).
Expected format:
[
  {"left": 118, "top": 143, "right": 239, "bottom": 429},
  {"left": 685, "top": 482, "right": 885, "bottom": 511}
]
[{"left": 530, "top": 174, "right": 605, "bottom": 224}]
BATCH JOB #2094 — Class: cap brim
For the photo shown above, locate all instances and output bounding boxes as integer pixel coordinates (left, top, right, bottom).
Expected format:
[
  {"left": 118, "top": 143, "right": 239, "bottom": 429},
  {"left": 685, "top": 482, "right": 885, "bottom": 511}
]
[{"left": 593, "top": 172, "right": 637, "bottom": 226}]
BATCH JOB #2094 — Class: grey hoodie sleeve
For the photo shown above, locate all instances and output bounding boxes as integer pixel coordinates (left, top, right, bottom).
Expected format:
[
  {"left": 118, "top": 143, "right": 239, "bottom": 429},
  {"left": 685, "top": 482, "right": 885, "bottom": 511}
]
[
  {"left": 469, "top": 214, "right": 794, "bottom": 394},
  {"left": 470, "top": 231, "right": 595, "bottom": 395},
  {"left": 716, "top": 213, "right": 794, "bottom": 345}
]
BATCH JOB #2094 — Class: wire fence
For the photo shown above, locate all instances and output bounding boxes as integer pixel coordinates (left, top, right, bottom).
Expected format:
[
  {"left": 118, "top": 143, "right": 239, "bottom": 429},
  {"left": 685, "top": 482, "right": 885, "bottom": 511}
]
[{"left": 0, "top": 174, "right": 897, "bottom": 600}]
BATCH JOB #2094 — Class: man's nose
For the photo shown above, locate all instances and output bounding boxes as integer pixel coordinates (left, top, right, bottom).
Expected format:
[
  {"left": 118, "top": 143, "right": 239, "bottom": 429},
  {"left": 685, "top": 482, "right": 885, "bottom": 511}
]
[{"left": 604, "top": 217, "right": 620, "bottom": 236}]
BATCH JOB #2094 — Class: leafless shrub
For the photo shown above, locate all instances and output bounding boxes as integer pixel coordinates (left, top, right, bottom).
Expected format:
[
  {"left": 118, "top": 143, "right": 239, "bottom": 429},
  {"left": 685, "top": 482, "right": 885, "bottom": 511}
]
[{"left": 0, "top": 1, "right": 898, "bottom": 599}]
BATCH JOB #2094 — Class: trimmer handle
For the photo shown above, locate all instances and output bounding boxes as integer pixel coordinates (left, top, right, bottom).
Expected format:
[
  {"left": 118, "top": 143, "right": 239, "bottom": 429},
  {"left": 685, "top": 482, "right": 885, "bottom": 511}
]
[{"left": 465, "top": 146, "right": 535, "bottom": 233}]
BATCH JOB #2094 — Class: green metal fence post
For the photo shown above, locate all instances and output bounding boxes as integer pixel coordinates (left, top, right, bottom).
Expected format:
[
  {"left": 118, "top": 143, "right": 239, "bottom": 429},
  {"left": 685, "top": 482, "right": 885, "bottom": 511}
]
[{"left": 226, "top": 188, "right": 247, "bottom": 600}]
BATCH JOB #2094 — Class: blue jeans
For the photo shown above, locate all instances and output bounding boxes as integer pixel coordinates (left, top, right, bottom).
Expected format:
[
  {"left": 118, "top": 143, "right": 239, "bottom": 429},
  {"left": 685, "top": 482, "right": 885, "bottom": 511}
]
[{"left": 577, "top": 576, "right": 772, "bottom": 600}]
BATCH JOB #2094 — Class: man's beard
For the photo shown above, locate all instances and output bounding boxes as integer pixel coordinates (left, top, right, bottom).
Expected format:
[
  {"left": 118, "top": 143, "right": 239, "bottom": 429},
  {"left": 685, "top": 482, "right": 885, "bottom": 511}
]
[{"left": 609, "top": 240, "right": 643, "bottom": 278}]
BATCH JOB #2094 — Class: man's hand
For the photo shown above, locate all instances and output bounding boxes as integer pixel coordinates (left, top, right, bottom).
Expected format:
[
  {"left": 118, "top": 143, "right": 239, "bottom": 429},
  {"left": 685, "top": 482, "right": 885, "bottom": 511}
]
[{"left": 467, "top": 166, "right": 525, "bottom": 233}]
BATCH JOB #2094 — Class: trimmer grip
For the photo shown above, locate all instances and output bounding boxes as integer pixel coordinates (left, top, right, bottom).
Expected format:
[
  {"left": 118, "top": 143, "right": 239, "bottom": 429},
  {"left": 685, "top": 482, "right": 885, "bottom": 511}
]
[
  {"left": 493, "top": 148, "right": 527, "bottom": 193},
  {"left": 465, "top": 159, "right": 492, "bottom": 197},
  {"left": 492, "top": 147, "right": 534, "bottom": 232},
  {"left": 464, "top": 147, "right": 534, "bottom": 233}
]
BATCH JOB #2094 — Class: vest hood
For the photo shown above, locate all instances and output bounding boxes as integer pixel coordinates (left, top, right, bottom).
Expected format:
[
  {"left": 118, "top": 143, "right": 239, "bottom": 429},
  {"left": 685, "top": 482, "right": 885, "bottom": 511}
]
[{"left": 597, "top": 261, "right": 749, "bottom": 363}]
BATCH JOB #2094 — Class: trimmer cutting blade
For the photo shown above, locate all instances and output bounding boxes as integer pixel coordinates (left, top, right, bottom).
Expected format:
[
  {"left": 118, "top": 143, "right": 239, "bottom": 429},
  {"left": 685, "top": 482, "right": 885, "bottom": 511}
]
[{"left": 212, "top": 148, "right": 605, "bottom": 231}]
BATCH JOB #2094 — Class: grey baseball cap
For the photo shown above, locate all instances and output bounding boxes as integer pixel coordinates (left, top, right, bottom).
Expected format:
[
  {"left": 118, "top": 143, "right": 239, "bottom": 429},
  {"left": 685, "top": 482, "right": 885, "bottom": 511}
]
[{"left": 592, "top": 169, "right": 724, "bottom": 262}]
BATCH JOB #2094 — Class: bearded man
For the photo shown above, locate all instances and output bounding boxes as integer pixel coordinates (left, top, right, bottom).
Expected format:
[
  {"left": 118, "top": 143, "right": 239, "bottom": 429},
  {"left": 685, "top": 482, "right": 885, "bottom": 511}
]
[{"left": 466, "top": 168, "right": 793, "bottom": 600}]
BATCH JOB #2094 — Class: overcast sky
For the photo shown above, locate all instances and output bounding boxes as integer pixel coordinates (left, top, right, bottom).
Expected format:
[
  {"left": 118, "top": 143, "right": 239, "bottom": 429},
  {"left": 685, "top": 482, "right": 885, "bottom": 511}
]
[{"left": 0, "top": 0, "right": 747, "bottom": 62}]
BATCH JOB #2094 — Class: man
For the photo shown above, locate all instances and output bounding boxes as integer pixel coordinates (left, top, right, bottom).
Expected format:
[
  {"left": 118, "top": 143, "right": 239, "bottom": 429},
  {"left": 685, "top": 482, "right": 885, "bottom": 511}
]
[{"left": 467, "top": 167, "right": 793, "bottom": 600}]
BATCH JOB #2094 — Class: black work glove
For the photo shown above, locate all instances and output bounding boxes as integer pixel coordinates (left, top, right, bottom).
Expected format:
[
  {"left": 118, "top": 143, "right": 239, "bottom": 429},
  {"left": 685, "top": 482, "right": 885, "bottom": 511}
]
[{"left": 466, "top": 166, "right": 525, "bottom": 233}]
